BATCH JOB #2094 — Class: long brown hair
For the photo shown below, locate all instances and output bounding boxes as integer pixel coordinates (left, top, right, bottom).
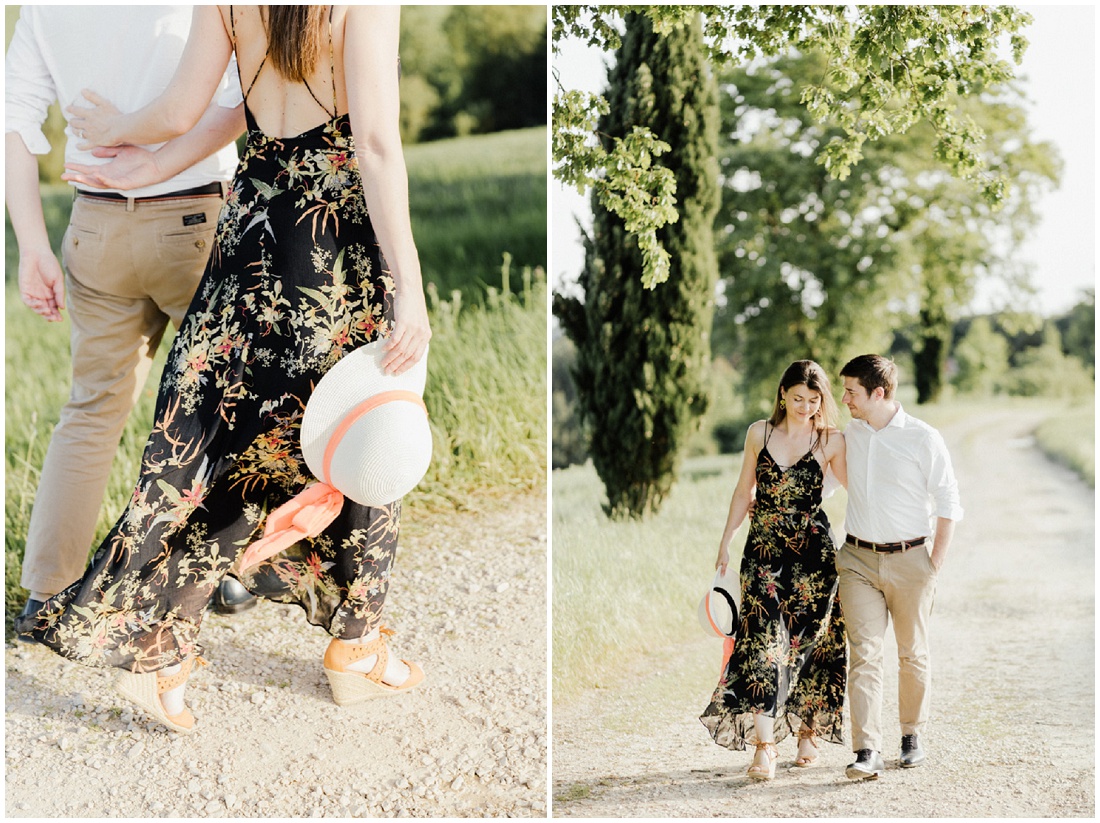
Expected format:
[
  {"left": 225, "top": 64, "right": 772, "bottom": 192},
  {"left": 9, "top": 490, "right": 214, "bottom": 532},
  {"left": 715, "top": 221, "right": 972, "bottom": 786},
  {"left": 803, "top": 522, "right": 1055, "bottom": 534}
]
[
  {"left": 766, "top": 360, "right": 838, "bottom": 445},
  {"left": 264, "top": 6, "right": 328, "bottom": 82}
]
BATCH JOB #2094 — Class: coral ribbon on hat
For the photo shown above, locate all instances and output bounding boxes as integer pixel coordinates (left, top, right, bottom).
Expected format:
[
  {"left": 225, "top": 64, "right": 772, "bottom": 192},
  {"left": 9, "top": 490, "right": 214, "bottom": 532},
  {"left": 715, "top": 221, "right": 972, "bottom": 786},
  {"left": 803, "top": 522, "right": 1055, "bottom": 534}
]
[
  {"left": 321, "top": 390, "right": 426, "bottom": 485},
  {"left": 239, "top": 482, "right": 345, "bottom": 571},
  {"left": 238, "top": 390, "right": 427, "bottom": 573},
  {"left": 720, "top": 637, "right": 736, "bottom": 675}
]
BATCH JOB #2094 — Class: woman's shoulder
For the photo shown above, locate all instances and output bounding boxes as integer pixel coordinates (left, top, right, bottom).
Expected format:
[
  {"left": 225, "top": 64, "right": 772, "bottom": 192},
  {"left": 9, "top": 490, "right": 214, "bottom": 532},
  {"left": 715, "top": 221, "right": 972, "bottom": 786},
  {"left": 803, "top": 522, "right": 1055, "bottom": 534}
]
[
  {"left": 744, "top": 419, "right": 770, "bottom": 447},
  {"left": 823, "top": 427, "right": 845, "bottom": 453}
]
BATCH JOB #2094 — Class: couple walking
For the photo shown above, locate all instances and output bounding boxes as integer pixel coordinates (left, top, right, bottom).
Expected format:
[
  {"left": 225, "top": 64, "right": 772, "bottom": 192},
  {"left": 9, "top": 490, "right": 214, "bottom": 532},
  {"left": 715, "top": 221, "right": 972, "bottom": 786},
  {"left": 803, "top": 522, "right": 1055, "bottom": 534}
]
[
  {"left": 9, "top": 5, "right": 431, "bottom": 733},
  {"left": 700, "top": 355, "right": 963, "bottom": 781}
]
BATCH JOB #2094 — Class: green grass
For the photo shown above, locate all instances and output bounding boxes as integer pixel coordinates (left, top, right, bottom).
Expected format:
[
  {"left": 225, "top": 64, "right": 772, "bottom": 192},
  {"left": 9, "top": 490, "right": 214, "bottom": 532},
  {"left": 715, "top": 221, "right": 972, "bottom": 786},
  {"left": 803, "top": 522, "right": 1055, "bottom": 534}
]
[
  {"left": 406, "top": 126, "right": 546, "bottom": 300},
  {"left": 1034, "top": 399, "right": 1095, "bottom": 487},
  {"left": 551, "top": 452, "right": 847, "bottom": 703},
  {"left": 4, "top": 128, "right": 546, "bottom": 627},
  {"left": 6, "top": 126, "right": 548, "bottom": 303},
  {"left": 416, "top": 267, "right": 547, "bottom": 508},
  {"left": 553, "top": 394, "right": 1095, "bottom": 704}
]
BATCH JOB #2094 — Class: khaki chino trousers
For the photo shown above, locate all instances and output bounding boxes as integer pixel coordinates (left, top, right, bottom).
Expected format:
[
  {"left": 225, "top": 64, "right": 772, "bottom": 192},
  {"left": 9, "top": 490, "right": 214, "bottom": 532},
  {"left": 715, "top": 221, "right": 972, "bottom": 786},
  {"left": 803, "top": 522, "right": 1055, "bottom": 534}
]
[
  {"left": 836, "top": 539, "right": 938, "bottom": 753},
  {"left": 20, "top": 191, "right": 224, "bottom": 596}
]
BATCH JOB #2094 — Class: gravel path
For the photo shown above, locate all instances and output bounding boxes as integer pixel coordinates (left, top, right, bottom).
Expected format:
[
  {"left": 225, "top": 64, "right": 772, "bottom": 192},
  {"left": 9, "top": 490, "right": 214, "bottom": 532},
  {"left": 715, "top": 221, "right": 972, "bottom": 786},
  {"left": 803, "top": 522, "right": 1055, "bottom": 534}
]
[
  {"left": 5, "top": 493, "right": 547, "bottom": 818},
  {"left": 552, "top": 408, "right": 1094, "bottom": 817}
]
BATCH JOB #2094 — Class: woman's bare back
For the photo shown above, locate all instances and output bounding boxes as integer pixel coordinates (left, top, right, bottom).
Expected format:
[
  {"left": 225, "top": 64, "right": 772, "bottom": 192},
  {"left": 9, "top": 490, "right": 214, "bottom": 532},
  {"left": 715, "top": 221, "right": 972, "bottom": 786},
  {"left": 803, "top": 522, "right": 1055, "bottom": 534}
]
[{"left": 220, "top": 4, "right": 350, "bottom": 138}]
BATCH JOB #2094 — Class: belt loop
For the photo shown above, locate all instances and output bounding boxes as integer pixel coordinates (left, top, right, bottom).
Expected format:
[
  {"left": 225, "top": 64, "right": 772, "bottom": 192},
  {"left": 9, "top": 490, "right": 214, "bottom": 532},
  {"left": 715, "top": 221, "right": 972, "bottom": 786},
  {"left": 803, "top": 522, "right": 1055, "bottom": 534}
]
[{"left": 125, "top": 196, "right": 136, "bottom": 213}]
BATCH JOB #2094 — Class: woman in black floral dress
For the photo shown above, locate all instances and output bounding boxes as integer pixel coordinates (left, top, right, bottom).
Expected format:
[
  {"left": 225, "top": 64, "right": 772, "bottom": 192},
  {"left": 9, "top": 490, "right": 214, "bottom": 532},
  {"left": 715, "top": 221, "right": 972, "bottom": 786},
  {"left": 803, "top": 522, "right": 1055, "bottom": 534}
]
[
  {"left": 17, "top": 6, "right": 430, "bottom": 732},
  {"left": 700, "top": 361, "right": 848, "bottom": 779}
]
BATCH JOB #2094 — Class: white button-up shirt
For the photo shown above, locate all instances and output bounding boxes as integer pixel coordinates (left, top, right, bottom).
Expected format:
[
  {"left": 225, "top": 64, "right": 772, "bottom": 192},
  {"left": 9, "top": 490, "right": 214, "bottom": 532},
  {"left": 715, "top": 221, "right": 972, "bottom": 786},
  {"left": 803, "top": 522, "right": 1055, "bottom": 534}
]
[
  {"left": 844, "top": 404, "right": 963, "bottom": 542},
  {"left": 5, "top": 5, "right": 241, "bottom": 198}
]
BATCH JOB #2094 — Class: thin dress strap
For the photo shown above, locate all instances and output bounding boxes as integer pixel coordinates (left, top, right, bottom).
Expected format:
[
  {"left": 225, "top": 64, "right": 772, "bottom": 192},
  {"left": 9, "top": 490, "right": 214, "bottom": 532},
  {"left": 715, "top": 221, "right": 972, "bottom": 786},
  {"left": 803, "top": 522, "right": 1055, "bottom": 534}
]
[
  {"left": 231, "top": 5, "right": 268, "bottom": 103},
  {"left": 245, "top": 54, "right": 268, "bottom": 102}
]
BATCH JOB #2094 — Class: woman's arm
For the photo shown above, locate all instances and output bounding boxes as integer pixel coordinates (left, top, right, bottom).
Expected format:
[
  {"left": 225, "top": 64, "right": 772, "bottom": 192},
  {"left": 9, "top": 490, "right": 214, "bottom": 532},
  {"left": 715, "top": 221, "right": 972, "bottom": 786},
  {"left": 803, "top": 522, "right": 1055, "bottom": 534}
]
[
  {"left": 62, "top": 103, "right": 244, "bottom": 191},
  {"left": 344, "top": 5, "right": 431, "bottom": 376},
  {"left": 66, "top": 6, "right": 231, "bottom": 147},
  {"left": 715, "top": 422, "right": 762, "bottom": 575}
]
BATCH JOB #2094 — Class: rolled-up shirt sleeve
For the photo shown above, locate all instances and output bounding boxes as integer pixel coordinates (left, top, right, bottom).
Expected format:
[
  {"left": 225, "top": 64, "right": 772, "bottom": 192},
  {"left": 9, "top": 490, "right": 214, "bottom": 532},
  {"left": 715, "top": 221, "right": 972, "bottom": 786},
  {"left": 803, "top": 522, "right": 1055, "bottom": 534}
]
[
  {"left": 5, "top": 8, "right": 57, "bottom": 155},
  {"left": 923, "top": 430, "right": 964, "bottom": 522}
]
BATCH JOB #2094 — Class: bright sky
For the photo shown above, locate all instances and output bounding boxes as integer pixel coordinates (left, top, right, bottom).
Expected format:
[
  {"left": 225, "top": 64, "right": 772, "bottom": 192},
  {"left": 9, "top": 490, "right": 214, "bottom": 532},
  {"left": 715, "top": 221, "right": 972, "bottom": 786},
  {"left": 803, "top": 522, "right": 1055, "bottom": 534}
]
[{"left": 552, "top": 5, "right": 1096, "bottom": 317}]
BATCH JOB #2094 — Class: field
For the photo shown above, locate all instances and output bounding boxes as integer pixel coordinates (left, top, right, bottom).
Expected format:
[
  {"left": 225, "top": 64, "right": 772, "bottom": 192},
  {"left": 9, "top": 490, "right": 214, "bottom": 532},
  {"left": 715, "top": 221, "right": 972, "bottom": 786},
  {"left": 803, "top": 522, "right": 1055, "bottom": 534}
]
[
  {"left": 1034, "top": 401, "right": 1095, "bottom": 486},
  {"left": 552, "top": 399, "right": 1094, "bottom": 817},
  {"left": 407, "top": 127, "right": 547, "bottom": 299},
  {"left": 4, "top": 127, "right": 547, "bottom": 622},
  {"left": 552, "top": 395, "right": 1093, "bottom": 703},
  {"left": 4, "top": 127, "right": 547, "bottom": 300}
]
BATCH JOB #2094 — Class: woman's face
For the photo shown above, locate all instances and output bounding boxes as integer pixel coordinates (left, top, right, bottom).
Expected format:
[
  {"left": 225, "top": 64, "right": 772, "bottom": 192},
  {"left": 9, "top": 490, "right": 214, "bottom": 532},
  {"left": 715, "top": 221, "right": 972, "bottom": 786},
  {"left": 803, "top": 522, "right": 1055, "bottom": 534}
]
[{"left": 783, "top": 383, "right": 821, "bottom": 422}]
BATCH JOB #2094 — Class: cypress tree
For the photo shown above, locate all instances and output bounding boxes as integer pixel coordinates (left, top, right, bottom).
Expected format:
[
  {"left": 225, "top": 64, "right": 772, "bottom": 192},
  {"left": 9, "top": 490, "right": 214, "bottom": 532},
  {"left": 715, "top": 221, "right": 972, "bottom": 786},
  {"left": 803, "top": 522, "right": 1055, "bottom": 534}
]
[{"left": 553, "top": 12, "right": 719, "bottom": 518}]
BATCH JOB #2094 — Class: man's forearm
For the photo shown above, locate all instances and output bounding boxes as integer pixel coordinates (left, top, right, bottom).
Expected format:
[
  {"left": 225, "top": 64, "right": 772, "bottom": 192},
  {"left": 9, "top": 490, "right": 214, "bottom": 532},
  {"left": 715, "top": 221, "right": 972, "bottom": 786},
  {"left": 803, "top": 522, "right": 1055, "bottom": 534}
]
[
  {"left": 5, "top": 132, "right": 51, "bottom": 252},
  {"left": 930, "top": 517, "right": 955, "bottom": 570}
]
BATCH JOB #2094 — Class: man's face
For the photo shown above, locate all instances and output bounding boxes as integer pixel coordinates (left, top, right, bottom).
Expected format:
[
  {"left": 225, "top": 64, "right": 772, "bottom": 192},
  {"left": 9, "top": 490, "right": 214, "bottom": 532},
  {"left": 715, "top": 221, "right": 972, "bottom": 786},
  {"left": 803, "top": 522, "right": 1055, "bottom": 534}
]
[{"left": 841, "top": 377, "right": 873, "bottom": 420}]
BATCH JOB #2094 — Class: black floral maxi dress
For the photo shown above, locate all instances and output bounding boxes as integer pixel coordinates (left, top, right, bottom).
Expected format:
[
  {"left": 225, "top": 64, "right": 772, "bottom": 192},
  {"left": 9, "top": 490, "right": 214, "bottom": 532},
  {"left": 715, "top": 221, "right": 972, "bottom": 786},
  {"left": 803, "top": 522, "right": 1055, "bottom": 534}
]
[
  {"left": 700, "top": 425, "right": 847, "bottom": 749},
  {"left": 17, "top": 103, "right": 402, "bottom": 673}
]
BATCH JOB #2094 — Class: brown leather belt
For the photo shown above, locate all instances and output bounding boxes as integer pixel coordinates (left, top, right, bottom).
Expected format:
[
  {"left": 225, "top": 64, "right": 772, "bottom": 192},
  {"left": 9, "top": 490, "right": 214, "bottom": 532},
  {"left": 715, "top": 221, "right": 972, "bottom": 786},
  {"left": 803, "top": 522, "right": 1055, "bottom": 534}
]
[
  {"left": 846, "top": 534, "right": 926, "bottom": 554},
  {"left": 77, "top": 182, "right": 224, "bottom": 202}
]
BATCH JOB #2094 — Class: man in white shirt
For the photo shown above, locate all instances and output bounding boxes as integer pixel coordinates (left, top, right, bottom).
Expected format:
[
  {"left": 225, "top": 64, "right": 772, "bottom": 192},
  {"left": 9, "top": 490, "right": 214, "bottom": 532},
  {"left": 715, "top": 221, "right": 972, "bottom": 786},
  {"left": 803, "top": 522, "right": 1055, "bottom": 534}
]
[
  {"left": 837, "top": 354, "right": 963, "bottom": 780},
  {"left": 5, "top": 5, "right": 254, "bottom": 624}
]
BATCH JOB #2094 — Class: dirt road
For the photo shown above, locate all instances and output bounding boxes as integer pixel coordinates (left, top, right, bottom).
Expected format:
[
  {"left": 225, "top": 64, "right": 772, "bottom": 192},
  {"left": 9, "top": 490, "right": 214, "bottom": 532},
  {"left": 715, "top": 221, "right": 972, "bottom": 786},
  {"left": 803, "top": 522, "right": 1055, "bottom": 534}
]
[
  {"left": 6, "top": 493, "right": 547, "bottom": 818},
  {"left": 552, "top": 408, "right": 1094, "bottom": 817}
]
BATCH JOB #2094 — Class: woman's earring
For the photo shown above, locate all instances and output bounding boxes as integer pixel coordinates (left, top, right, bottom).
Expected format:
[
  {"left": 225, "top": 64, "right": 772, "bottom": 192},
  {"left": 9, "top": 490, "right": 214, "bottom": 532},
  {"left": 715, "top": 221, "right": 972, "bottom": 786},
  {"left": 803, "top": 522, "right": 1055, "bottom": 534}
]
[{"left": 780, "top": 399, "right": 786, "bottom": 409}]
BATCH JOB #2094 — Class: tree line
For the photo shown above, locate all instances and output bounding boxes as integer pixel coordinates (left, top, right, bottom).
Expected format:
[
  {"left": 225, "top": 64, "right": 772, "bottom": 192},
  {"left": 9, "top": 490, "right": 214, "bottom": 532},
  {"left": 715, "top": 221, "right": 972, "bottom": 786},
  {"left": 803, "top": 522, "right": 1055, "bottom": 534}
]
[
  {"left": 555, "top": 291, "right": 1096, "bottom": 471},
  {"left": 553, "top": 7, "right": 1089, "bottom": 518}
]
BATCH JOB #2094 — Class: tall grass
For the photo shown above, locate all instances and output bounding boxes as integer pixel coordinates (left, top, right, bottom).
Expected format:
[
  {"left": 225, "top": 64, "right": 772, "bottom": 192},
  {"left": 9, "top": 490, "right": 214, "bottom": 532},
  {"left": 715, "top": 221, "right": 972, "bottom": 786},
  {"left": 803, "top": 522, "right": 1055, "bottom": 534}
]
[
  {"left": 1034, "top": 399, "right": 1095, "bottom": 487},
  {"left": 5, "top": 126, "right": 548, "bottom": 298},
  {"left": 552, "top": 453, "right": 847, "bottom": 702},
  {"left": 5, "top": 128, "right": 546, "bottom": 623},
  {"left": 406, "top": 127, "right": 546, "bottom": 300},
  {"left": 414, "top": 265, "right": 547, "bottom": 509}
]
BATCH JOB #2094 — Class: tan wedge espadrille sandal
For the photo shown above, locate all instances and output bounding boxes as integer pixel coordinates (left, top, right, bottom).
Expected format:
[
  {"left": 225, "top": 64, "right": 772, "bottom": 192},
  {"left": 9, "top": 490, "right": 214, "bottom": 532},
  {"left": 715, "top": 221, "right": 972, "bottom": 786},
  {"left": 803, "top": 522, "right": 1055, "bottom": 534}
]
[
  {"left": 323, "top": 627, "right": 424, "bottom": 706},
  {"left": 116, "top": 657, "right": 206, "bottom": 734}
]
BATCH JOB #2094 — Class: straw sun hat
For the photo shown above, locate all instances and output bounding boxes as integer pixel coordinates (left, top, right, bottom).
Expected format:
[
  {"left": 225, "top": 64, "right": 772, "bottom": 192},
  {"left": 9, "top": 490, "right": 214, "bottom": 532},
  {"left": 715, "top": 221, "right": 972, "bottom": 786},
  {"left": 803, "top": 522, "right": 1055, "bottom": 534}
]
[
  {"left": 698, "top": 567, "right": 740, "bottom": 639},
  {"left": 239, "top": 339, "right": 432, "bottom": 571}
]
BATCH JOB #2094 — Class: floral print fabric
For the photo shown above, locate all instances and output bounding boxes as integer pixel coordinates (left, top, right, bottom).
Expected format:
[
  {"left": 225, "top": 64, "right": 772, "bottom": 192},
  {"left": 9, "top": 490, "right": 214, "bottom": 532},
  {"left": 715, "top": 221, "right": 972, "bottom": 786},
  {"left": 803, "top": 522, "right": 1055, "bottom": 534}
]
[
  {"left": 700, "top": 428, "right": 847, "bottom": 749},
  {"left": 17, "top": 108, "right": 400, "bottom": 673}
]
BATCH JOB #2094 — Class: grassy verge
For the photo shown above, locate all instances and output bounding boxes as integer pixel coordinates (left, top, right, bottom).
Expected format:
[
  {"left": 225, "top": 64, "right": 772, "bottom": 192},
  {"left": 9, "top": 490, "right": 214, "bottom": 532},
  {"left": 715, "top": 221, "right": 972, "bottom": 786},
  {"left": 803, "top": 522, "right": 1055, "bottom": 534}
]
[
  {"left": 1033, "top": 399, "right": 1094, "bottom": 487},
  {"left": 414, "top": 267, "right": 546, "bottom": 510},
  {"left": 551, "top": 454, "right": 847, "bottom": 703},
  {"left": 406, "top": 126, "right": 546, "bottom": 300}
]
